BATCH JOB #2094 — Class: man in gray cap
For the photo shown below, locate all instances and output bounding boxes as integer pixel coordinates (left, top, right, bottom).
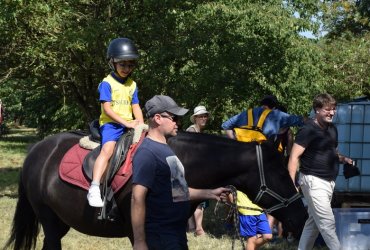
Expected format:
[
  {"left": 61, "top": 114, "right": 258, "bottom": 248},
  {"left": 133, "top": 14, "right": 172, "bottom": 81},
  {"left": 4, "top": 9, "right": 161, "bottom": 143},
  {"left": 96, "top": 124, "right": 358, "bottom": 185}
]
[{"left": 131, "top": 95, "right": 229, "bottom": 250}]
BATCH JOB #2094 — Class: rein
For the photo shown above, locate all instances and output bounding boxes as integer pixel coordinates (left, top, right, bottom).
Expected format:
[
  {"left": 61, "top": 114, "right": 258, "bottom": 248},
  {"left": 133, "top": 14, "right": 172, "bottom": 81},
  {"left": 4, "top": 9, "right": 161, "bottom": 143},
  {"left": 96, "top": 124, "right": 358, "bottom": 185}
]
[
  {"left": 214, "top": 185, "right": 245, "bottom": 250},
  {"left": 253, "top": 144, "right": 301, "bottom": 214}
]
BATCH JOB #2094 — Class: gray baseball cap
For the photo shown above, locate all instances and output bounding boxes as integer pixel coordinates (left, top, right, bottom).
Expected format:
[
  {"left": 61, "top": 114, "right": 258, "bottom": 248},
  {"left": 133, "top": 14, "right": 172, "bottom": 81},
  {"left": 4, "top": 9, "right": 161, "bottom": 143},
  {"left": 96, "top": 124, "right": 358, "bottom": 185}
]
[{"left": 145, "top": 95, "right": 188, "bottom": 117}]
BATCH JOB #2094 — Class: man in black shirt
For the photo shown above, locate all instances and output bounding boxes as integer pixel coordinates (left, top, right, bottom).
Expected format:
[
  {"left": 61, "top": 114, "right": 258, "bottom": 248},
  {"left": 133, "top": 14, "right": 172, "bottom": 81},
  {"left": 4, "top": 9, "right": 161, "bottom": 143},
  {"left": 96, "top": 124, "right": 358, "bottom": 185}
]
[{"left": 288, "top": 93, "right": 353, "bottom": 250}]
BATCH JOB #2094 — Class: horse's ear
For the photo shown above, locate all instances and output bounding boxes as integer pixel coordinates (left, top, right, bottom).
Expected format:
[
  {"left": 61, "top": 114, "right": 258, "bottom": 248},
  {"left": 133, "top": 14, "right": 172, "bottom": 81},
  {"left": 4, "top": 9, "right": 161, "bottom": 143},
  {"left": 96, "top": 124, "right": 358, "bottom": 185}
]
[{"left": 263, "top": 138, "right": 282, "bottom": 155}]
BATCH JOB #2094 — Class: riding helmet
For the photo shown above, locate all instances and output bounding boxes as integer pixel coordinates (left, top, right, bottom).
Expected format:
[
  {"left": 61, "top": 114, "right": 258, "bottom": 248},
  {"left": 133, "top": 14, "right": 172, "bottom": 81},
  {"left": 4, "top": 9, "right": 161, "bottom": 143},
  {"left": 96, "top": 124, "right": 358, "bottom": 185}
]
[{"left": 107, "top": 38, "right": 139, "bottom": 62}]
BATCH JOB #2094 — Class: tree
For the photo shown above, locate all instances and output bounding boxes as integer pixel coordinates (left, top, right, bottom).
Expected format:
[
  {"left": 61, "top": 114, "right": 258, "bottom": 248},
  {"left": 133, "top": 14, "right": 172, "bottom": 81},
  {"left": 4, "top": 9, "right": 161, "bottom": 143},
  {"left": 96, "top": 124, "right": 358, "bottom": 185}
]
[
  {"left": 172, "top": 0, "right": 326, "bottom": 127},
  {"left": 323, "top": 0, "right": 370, "bottom": 38},
  {"left": 319, "top": 33, "right": 370, "bottom": 100},
  {"left": 317, "top": 1, "right": 370, "bottom": 101},
  {"left": 1, "top": 0, "right": 364, "bottom": 134}
]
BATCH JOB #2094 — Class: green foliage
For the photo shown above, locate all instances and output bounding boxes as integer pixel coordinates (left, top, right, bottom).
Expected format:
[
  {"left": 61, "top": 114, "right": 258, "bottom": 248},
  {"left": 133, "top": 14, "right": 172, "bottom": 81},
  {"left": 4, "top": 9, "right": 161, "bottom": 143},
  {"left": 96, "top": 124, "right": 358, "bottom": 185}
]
[
  {"left": 322, "top": 1, "right": 370, "bottom": 38},
  {"left": 174, "top": 0, "right": 324, "bottom": 127},
  {"left": 320, "top": 33, "right": 370, "bottom": 101},
  {"left": 0, "top": 0, "right": 368, "bottom": 134}
]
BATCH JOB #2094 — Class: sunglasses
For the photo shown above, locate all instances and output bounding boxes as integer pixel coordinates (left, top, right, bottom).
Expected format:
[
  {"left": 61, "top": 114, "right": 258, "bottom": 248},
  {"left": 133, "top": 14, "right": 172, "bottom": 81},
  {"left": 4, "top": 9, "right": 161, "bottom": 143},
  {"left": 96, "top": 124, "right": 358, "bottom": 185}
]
[{"left": 160, "top": 114, "right": 179, "bottom": 122}]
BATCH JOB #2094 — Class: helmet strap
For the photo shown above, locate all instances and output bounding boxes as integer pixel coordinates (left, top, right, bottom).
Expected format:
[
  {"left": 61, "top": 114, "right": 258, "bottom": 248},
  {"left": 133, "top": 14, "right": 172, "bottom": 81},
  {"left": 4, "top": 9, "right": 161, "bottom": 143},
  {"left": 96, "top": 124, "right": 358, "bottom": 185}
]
[{"left": 108, "top": 58, "right": 115, "bottom": 71}]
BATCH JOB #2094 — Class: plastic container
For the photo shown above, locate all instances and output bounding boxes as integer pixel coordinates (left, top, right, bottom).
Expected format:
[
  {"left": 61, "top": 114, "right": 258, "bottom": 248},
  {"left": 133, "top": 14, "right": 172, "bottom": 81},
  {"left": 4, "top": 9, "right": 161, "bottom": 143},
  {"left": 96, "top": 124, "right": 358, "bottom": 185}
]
[
  {"left": 333, "top": 99, "right": 370, "bottom": 193},
  {"left": 333, "top": 208, "right": 370, "bottom": 250}
]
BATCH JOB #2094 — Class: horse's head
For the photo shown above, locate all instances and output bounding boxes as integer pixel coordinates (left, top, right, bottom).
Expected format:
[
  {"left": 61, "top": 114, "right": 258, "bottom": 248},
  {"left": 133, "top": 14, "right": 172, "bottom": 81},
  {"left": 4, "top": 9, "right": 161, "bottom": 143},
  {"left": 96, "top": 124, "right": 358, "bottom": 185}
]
[
  {"left": 239, "top": 141, "right": 307, "bottom": 238},
  {"left": 169, "top": 132, "right": 307, "bottom": 237}
]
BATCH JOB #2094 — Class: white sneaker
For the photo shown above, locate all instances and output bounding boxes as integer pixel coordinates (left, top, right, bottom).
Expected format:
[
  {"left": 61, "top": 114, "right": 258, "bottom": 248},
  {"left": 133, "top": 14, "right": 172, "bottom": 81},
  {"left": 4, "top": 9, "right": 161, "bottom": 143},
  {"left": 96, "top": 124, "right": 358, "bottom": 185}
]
[{"left": 87, "top": 186, "right": 104, "bottom": 207}]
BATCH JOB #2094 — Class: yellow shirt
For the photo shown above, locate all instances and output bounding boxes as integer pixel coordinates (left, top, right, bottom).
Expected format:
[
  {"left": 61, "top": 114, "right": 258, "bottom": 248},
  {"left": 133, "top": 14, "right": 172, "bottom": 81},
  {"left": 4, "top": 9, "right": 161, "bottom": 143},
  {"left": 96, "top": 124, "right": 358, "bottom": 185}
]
[
  {"left": 236, "top": 190, "right": 263, "bottom": 216},
  {"left": 99, "top": 74, "right": 137, "bottom": 126}
]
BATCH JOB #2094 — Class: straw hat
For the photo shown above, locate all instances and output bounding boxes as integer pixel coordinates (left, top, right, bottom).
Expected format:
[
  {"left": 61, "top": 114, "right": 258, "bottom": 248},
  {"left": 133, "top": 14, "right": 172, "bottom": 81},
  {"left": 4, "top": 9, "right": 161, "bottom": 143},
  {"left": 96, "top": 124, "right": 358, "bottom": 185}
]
[{"left": 190, "top": 106, "right": 210, "bottom": 123}]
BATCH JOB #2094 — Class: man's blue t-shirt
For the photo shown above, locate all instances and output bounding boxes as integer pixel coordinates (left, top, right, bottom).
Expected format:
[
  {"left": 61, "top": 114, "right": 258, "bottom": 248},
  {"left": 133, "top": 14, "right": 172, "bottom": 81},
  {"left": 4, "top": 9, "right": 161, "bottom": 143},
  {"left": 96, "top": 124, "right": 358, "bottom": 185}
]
[{"left": 132, "top": 138, "right": 190, "bottom": 246}]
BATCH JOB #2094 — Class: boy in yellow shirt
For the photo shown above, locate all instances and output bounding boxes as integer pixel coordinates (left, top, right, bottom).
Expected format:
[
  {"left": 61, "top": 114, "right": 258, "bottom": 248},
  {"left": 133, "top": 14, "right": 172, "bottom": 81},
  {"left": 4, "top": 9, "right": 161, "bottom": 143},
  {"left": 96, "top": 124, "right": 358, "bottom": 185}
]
[
  {"left": 228, "top": 190, "right": 272, "bottom": 250},
  {"left": 87, "top": 38, "right": 144, "bottom": 207}
]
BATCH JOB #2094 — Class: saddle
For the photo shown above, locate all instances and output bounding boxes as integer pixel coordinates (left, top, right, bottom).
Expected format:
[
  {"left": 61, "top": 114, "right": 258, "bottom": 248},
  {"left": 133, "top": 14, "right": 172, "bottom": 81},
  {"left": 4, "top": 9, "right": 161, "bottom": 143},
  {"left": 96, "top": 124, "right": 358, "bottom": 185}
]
[
  {"left": 82, "top": 126, "right": 134, "bottom": 183},
  {"left": 59, "top": 121, "right": 148, "bottom": 220}
]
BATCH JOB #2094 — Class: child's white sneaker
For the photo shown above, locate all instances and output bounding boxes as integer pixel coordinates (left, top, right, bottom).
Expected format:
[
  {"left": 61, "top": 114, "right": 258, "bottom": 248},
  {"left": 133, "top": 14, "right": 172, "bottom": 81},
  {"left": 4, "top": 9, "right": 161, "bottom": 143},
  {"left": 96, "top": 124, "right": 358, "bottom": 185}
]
[{"left": 87, "top": 186, "right": 103, "bottom": 207}]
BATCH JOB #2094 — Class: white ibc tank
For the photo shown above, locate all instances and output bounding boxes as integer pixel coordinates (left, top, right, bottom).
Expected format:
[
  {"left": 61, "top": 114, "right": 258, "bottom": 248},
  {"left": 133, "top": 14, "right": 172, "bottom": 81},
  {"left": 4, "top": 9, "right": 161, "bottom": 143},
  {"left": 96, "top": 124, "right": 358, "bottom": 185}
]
[{"left": 333, "top": 98, "right": 370, "bottom": 193}]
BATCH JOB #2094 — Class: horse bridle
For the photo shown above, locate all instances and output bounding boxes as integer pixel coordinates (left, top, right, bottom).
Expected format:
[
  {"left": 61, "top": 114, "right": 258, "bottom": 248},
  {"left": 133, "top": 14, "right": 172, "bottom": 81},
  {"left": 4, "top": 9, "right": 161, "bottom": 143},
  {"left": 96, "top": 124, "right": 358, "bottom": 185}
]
[
  {"left": 213, "top": 145, "right": 302, "bottom": 250},
  {"left": 253, "top": 144, "right": 302, "bottom": 214}
]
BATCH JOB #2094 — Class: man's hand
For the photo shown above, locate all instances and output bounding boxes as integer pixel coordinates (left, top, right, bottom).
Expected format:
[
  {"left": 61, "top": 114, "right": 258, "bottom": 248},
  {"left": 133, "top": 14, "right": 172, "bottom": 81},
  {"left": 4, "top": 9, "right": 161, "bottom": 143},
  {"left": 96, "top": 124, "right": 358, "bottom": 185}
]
[
  {"left": 210, "top": 187, "right": 231, "bottom": 201},
  {"left": 338, "top": 152, "right": 353, "bottom": 165}
]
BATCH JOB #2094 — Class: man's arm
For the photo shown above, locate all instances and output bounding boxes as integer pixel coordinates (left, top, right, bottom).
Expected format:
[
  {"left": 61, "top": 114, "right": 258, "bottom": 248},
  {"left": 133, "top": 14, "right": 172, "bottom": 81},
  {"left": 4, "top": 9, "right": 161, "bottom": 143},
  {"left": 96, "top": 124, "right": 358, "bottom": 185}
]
[
  {"left": 188, "top": 187, "right": 229, "bottom": 201},
  {"left": 221, "top": 112, "right": 245, "bottom": 139},
  {"left": 131, "top": 184, "right": 149, "bottom": 250},
  {"left": 287, "top": 143, "right": 305, "bottom": 184},
  {"left": 277, "top": 110, "right": 304, "bottom": 128},
  {"left": 337, "top": 151, "right": 353, "bottom": 165},
  {"left": 225, "top": 130, "right": 235, "bottom": 139}
]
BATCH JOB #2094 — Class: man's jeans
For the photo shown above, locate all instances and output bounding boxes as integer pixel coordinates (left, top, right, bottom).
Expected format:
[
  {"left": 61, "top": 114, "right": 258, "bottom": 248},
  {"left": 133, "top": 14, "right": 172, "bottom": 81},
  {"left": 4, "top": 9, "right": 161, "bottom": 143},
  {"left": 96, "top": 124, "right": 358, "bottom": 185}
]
[{"left": 298, "top": 173, "right": 340, "bottom": 250}]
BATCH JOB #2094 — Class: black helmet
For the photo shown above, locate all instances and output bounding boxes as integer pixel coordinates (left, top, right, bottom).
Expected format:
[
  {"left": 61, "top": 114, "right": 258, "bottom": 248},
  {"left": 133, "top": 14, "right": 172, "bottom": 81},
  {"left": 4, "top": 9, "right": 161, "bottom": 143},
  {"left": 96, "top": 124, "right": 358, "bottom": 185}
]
[{"left": 106, "top": 38, "right": 139, "bottom": 62}]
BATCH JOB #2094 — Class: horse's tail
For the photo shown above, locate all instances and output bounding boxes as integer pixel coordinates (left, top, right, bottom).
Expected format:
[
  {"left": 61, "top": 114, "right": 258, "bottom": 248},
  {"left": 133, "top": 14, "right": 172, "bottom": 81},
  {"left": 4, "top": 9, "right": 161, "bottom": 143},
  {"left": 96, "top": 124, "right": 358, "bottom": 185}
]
[{"left": 4, "top": 171, "right": 39, "bottom": 250}]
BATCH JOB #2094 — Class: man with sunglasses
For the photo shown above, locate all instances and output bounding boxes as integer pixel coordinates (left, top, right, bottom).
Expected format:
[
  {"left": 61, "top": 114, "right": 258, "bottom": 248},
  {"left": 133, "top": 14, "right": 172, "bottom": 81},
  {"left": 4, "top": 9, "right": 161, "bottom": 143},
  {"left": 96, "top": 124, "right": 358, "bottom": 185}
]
[
  {"left": 131, "top": 95, "right": 229, "bottom": 250},
  {"left": 87, "top": 38, "right": 144, "bottom": 207}
]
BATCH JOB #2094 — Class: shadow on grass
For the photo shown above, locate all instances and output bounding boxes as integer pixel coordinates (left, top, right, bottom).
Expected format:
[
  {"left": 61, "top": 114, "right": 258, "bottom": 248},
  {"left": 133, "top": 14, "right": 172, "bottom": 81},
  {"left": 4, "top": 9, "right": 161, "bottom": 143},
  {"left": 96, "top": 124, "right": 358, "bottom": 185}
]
[
  {"left": 202, "top": 200, "right": 235, "bottom": 238},
  {"left": 1, "top": 134, "right": 40, "bottom": 144},
  {"left": 0, "top": 142, "right": 36, "bottom": 153},
  {"left": 0, "top": 128, "right": 40, "bottom": 198},
  {"left": 0, "top": 167, "right": 20, "bottom": 198}
]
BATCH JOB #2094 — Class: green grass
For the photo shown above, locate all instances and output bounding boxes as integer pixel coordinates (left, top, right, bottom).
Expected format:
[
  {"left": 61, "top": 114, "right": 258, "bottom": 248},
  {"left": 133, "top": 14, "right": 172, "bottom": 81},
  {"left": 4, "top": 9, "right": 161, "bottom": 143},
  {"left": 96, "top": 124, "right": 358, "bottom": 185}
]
[
  {"left": 0, "top": 127, "right": 39, "bottom": 197},
  {"left": 0, "top": 197, "right": 325, "bottom": 250},
  {"left": 0, "top": 128, "right": 39, "bottom": 169},
  {"left": 0, "top": 197, "right": 131, "bottom": 250},
  {"left": 0, "top": 128, "right": 329, "bottom": 249}
]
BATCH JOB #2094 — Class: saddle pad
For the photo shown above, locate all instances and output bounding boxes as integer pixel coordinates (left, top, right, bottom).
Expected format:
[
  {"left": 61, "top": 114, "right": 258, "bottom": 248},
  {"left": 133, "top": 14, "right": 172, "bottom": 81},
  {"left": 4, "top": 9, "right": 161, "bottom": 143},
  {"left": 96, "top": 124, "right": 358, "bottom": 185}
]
[
  {"left": 59, "top": 132, "right": 145, "bottom": 193},
  {"left": 59, "top": 144, "right": 91, "bottom": 190}
]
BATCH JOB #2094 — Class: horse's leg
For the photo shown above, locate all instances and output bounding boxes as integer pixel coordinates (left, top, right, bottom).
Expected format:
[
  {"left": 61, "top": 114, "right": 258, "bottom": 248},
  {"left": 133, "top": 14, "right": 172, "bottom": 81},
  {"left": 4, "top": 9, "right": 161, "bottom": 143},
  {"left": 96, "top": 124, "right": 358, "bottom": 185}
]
[{"left": 39, "top": 207, "right": 70, "bottom": 250}]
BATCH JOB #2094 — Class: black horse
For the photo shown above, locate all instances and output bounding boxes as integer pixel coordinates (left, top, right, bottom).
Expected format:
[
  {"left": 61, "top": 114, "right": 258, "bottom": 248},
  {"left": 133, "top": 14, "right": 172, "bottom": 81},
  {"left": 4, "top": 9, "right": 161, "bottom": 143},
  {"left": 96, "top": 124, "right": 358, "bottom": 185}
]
[{"left": 5, "top": 131, "right": 307, "bottom": 250}]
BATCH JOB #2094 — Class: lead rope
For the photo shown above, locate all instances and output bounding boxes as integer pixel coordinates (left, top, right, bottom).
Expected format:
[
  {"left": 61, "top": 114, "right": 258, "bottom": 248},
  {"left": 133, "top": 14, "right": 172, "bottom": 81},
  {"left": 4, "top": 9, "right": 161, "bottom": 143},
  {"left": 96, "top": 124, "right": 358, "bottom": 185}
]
[{"left": 214, "top": 185, "right": 245, "bottom": 250}]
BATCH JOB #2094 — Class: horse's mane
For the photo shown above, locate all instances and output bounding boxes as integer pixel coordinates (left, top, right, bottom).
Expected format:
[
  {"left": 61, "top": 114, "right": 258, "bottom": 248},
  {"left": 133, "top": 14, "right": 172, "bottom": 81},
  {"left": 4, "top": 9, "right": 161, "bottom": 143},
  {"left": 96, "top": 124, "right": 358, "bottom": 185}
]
[
  {"left": 172, "top": 131, "right": 275, "bottom": 152},
  {"left": 173, "top": 131, "right": 255, "bottom": 147}
]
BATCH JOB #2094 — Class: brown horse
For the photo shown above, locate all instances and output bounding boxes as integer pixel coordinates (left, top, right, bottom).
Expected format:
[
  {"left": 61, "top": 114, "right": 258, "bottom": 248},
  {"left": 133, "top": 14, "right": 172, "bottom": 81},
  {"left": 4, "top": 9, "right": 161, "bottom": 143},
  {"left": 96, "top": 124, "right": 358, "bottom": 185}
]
[{"left": 5, "top": 131, "right": 307, "bottom": 250}]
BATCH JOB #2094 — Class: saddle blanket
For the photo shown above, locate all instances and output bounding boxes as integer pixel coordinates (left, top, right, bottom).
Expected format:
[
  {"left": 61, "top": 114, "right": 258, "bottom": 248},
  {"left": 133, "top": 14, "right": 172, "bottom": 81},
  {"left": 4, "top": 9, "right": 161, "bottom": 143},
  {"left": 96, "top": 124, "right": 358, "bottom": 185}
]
[{"left": 59, "top": 143, "right": 137, "bottom": 193}]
